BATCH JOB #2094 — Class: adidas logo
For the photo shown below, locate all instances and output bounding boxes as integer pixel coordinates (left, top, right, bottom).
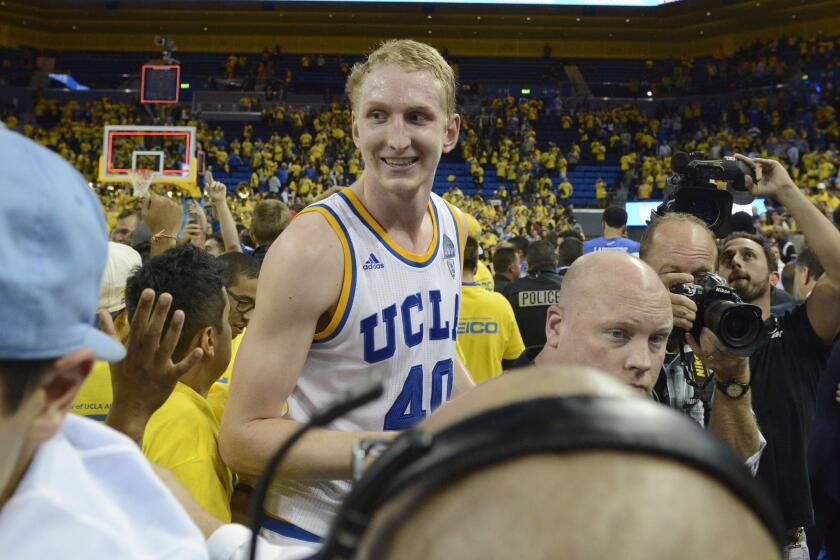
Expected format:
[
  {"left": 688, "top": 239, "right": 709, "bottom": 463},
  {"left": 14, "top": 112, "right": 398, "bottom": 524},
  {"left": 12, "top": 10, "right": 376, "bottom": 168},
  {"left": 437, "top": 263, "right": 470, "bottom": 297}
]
[{"left": 363, "top": 253, "right": 384, "bottom": 270}]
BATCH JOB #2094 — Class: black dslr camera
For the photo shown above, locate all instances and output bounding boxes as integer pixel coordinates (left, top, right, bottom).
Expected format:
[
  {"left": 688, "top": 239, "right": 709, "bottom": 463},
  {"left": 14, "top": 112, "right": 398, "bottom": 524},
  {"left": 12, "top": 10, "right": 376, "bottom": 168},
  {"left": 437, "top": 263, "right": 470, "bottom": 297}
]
[
  {"left": 671, "top": 273, "right": 764, "bottom": 357},
  {"left": 651, "top": 151, "right": 756, "bottom": 236}
]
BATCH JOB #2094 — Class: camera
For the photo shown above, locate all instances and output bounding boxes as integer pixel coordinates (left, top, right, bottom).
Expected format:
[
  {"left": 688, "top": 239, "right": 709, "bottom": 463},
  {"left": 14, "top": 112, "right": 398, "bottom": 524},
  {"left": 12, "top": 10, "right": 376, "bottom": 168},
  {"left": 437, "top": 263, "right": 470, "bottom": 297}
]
[
  {"left": 671, "top": 272, "right": 765, "bottom": 357},
  {"left": 651, "top": 151, "right": 756, "bottom": 236}
]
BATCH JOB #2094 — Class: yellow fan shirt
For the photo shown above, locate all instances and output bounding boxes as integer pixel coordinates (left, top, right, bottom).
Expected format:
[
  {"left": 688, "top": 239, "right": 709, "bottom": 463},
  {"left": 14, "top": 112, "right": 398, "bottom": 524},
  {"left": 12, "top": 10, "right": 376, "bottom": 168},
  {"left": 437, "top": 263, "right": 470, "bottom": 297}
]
[
  {"left": 71, "top": 360, "right": 113, "bottom": 421},
  {"left": 456, "top": 282, "right": 525, "bottom": 384},
  {"left": 208, "top": 332, "right": 244, "bottom": 423},
  {"left": 143, "top": 382, "right": 234, "bottom": 522},
  {"left": 474, "top": 260, "right": 495, "bottom": 292}
]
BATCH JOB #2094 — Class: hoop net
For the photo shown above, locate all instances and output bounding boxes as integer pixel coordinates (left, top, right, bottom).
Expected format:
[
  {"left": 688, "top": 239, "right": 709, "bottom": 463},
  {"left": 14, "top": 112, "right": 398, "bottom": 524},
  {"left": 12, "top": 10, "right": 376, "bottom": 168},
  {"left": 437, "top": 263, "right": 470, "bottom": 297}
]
[{"left": 128, "top": 168, "right": 155, "bottom": 198}]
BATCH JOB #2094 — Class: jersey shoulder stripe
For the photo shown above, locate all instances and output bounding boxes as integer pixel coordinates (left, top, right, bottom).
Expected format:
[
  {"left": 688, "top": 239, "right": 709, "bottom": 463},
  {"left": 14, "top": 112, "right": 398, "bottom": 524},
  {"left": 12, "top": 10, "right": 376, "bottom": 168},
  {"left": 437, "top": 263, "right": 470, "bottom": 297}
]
[
  {"left": 297, "top": 203, "right": 357, "bottom": 343},
  {"left": 442, "top": 200, "right": 466, "bottom": 261}
]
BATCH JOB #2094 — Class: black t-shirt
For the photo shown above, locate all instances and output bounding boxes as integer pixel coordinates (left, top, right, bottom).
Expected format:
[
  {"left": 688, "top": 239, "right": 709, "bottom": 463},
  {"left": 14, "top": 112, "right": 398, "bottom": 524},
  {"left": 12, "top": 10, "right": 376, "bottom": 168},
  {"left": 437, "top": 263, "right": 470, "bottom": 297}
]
[
  {"left": 503, "top": 270, "right": 563, "bottom": 349},
  {"left": 509, "top": 345, "right": 543, "bottom": 369},
  {"left": 750, "top": 302, "right": 832, "bottom": 529},
  {"left": 493, "top": 273, "right": 511, "bottom": 294},
  {"left": 808, "top": 343, "right": 840, "bottom": 503}
]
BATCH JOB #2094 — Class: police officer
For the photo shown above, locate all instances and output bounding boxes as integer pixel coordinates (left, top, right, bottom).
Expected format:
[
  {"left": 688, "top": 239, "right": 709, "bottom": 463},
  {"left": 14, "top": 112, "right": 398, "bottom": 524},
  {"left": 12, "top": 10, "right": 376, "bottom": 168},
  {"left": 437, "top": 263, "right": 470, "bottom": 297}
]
[{"left": 503, "top": 240, "right": 564, "bottom": 348}]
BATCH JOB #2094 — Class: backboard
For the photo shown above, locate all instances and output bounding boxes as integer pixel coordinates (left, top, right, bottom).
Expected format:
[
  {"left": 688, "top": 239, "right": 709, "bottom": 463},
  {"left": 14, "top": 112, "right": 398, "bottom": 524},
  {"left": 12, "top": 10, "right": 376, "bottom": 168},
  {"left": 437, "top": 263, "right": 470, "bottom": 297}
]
[{"left": 98, "top": 125, "right": 199, "bottom": 196}]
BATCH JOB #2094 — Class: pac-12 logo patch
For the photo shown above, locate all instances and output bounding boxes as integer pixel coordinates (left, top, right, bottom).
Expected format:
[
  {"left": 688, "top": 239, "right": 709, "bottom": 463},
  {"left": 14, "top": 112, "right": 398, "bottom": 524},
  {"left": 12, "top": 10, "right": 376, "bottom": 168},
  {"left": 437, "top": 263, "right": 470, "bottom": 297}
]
[{"left": 443, "top": 235, "right": 457, "bottom": 278}]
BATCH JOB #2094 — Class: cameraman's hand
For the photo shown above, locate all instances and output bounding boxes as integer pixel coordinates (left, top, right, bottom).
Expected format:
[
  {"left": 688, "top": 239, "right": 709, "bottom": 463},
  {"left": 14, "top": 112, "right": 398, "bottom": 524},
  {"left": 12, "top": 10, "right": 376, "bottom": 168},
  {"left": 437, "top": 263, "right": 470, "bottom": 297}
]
[
  {"left": 661, "top": 272, "right": 697, "bottom": 331},
  {"left": 142, "top": 191, "right": 182, "bottom": 237},
  {"left": 734, "top": 154, "right": 797, "bottom": 200},
  {"left": 686, "top": 328, "right": 749, "bottom": 383}
]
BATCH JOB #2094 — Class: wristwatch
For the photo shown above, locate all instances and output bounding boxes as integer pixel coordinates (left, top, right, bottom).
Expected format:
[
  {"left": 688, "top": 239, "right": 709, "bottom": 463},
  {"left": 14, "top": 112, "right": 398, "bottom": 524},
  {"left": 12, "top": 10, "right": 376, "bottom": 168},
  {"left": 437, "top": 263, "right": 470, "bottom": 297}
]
[{"left": 716, "top": 379, "right": 751, "bottom": 399}]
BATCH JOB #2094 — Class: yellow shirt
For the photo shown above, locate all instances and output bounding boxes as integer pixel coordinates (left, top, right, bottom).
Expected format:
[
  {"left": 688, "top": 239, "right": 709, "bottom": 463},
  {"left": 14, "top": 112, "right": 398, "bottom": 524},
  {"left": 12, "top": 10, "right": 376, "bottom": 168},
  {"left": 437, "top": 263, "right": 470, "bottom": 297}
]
[
  {"left": 71, "top": 360, "right": 112, "bottom": 420},
  {"left": 143, "top": 382, "right": 233, "bottom": 522},
  {"left": 475, "top": 260, "right": 495, "bottom": 292},
  {"left": 559, "top": 181, "right": 573, "bottom": 199},
  {"left": 456, "top": 283, "right": 525, "bottom": 384},
  {"left": 207, "top": 333, "right": 243, "bottom": 423}
]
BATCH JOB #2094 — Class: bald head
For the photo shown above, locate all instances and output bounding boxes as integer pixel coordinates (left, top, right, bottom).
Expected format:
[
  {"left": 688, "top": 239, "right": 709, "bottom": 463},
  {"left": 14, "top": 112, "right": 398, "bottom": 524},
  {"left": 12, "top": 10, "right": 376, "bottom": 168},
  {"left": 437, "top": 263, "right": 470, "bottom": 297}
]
[
  {"left": 536, "top": 252, "right": 673, "bottom": 395},
  {"left": 357, "top": 366, "right": 780, "bottom": 560},
  {"left": 559, "top": 251, "right": 668, "bottom": 307}
]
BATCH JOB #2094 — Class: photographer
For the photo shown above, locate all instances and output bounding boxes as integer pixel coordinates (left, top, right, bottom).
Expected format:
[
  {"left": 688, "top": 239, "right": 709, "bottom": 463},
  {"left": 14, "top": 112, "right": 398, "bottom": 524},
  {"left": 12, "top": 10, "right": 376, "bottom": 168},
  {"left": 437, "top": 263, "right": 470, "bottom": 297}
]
[
  {"left": 716, "top": 155, "right": 840, "bottom": 555},
  {"left": 640, "top": 213, "right": 764, "bottom": 472}
]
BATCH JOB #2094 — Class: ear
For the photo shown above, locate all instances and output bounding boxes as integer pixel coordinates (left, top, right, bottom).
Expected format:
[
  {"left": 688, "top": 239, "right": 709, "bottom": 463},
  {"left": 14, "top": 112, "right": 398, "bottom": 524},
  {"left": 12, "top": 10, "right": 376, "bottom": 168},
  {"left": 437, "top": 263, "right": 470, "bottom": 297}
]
[
  {"left": 28, "top": 348, "right": 94, "bottom": 446},
  {"left": 351, "top": 112, "right": 361, "bottom": 149},
  {"left": 544, "top": 304, "right": 565, "bottom": 348},
  {"left": 250, "top": 231, "right": 257, "bottom": 246},
  {"left": 804, "top": 266, "right": 816, "bottom": 290},
  {"left": 198, "top": 326, "right": 216, "bottom": 362},
  {"left": 441, "top": 113, "right": 461, "bottom": 155}
]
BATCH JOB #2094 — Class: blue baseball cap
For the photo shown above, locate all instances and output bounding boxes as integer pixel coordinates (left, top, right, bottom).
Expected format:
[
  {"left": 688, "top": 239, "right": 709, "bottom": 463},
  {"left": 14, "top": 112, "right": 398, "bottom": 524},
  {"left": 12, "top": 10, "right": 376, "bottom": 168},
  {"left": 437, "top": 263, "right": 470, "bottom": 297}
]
[{"left": 0, "top": 125, "right": 126, "bottom": 362}]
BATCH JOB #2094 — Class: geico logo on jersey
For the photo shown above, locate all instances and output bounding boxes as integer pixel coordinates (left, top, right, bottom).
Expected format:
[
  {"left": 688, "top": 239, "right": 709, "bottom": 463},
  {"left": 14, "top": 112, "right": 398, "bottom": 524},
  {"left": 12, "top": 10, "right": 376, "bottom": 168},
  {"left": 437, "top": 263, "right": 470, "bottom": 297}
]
[
  {"left": 518, "top": 290, "right": 562, "bottom": 307},
  {"left": 457, "top": 320, "right": 499, "bottom": 335},
  {"left": 363, "top": 253, "right": 384, "bottom": 270},
  {"left": 361, "top": 289, "right": 459, "bottom": 364}
]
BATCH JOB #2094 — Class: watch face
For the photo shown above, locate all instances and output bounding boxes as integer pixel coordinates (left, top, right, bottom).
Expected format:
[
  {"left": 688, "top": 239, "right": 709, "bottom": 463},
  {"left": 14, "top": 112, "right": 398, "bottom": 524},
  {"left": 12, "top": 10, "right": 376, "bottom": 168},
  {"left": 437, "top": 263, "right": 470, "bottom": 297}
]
[{"left": 725, "top": 384, "right": 745, "bottom": 398}]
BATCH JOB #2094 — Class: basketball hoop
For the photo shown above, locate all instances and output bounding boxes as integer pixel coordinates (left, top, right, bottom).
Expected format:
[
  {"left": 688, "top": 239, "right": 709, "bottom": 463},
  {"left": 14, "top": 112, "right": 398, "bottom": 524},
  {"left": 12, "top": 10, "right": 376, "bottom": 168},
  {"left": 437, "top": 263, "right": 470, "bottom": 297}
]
[{"left": 128, "top": 168, "right": 154, "bottom": 198}]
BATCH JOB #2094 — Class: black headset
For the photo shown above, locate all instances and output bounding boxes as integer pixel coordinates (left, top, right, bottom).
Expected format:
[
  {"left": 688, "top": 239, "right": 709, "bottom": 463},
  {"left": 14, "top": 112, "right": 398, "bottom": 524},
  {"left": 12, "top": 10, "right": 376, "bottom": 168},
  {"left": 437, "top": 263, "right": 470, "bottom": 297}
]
[{"left": 312, "top": 395, "right": 784, "bottom": 559}]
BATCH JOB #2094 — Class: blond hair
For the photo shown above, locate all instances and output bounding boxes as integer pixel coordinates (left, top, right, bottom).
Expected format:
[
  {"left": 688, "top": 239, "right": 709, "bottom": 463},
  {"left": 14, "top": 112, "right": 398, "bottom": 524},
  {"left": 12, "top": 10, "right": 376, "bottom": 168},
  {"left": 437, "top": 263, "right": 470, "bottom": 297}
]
[{"left": 345, "top": 39, "right": 457, "bottom": 117}]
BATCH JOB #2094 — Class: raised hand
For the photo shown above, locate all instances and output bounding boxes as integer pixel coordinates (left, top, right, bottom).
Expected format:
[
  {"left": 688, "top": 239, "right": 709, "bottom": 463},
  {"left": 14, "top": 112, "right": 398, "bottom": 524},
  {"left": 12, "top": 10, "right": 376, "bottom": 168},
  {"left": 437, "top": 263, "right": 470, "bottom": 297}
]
[
  {"left": 103, "top": 288, "right": 204, "bottom": 444},
  {"left": 142, "top": 191, "right": 182, "bottom": 238},
  {"left": 734, "top": 153, "right": 797, "bottom": 200}
]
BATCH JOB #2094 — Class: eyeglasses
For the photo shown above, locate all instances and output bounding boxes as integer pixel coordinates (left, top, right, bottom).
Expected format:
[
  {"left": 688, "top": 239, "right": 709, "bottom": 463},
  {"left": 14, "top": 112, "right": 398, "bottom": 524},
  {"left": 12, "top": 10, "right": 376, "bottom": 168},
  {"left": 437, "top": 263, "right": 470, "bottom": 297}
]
[{"left": 225, "top": 287, "right": 256, "bottom": 315}]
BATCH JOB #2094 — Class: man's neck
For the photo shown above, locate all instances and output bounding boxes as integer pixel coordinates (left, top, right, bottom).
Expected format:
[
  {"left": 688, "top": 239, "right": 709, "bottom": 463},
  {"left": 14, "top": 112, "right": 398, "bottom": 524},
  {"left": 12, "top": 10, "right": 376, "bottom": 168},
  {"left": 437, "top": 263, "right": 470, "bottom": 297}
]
[
  {"left": 463, "top": 270, "right": 476, "bottom": 283},
  {"left": 602, "top": 226, "right": 625, "bottom": 239},
  {"left": 351, "top": 176, "right": 431, "bottom": 242},
  {"left": 179, "top": 364, "right": 218, "bottom": 399},
  {"left": 754, "top": 289, "right": 773, "bottom": 321},
  {"left": 0, "top": 443, "right": 36, "bottom": 510}
]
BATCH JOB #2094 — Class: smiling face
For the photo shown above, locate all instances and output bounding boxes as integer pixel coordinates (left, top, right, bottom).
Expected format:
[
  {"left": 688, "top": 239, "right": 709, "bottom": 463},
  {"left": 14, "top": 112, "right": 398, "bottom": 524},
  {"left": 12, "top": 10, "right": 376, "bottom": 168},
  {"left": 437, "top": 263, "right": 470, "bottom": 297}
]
[{"left": 351, "top": 64, "right": 460, "bottom": 199}]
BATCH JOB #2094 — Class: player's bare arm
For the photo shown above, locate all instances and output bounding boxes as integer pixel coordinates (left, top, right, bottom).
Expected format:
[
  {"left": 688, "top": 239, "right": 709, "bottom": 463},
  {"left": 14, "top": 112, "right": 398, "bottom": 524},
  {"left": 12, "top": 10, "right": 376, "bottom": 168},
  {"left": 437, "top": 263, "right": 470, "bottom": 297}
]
[{"left": 219, "top": 212, "right": 393, "bottom": 481}]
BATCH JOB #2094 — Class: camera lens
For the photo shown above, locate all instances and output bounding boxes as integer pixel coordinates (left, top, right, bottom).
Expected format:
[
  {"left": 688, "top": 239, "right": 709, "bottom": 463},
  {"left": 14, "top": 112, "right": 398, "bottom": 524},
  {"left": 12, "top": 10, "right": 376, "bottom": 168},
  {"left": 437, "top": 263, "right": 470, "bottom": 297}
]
[
  {"left": 723, "top": 312, "right": 751, "bottom": 340},
  {"left": 704, "top": 301, "right": 764, "bottom": 357}
]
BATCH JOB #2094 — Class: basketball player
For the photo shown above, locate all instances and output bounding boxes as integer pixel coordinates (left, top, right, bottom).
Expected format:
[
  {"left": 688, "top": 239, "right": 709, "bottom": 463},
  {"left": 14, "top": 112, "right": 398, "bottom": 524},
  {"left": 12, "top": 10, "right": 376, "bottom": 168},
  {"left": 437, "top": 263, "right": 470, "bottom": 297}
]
[{"left": 219, "top": 40, "right": 474, "bottom": 546}]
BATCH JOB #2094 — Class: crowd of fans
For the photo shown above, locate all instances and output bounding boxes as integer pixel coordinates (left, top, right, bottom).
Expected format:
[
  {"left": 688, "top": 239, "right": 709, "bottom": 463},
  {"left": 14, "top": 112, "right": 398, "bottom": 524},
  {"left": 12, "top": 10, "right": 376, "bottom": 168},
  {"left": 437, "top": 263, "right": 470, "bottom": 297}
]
[
  {"left": 3, "top": 34, "right": 840, "bottom": 560},
  {"left": 629, "top": 34, "right": 838, "bottom": 97}
]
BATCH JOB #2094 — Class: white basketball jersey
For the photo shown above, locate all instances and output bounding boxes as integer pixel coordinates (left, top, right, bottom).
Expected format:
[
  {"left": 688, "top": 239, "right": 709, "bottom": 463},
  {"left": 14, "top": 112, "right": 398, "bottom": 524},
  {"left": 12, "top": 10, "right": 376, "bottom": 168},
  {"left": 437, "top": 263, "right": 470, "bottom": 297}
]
[{"left": 264, "top": 188, "right": 466, "bottom": 538}]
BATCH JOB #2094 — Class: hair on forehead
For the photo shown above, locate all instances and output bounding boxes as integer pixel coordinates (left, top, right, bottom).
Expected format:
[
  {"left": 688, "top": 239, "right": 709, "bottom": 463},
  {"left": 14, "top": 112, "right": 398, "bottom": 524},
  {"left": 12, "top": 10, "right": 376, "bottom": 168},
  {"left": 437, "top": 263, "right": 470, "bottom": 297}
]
[
  {"left": 639, "top": 213, "right": 716, "bottom": 261},
  {"left": 345, "top": 39, "right": 457, "bottom": 117}
]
